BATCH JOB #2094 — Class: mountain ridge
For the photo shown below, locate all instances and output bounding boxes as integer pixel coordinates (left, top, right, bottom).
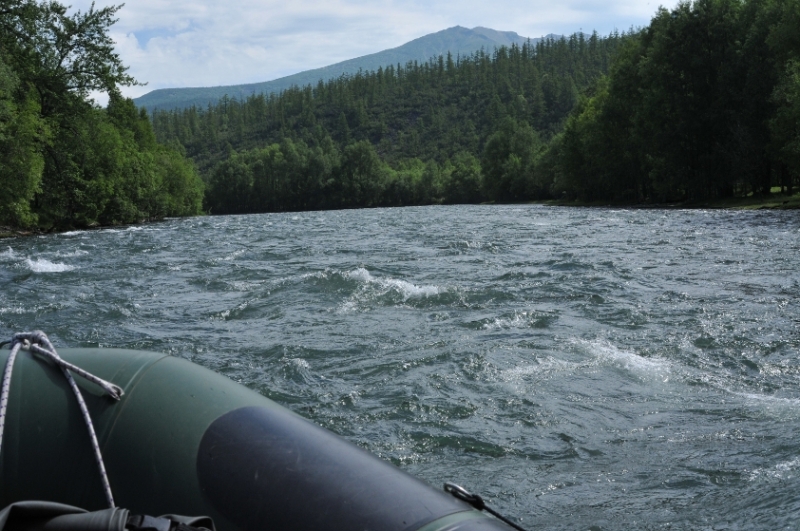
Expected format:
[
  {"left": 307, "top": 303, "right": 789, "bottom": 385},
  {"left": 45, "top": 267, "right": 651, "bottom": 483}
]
[{"left": 133, "top": 26, "right": 557, "bottom": 111}]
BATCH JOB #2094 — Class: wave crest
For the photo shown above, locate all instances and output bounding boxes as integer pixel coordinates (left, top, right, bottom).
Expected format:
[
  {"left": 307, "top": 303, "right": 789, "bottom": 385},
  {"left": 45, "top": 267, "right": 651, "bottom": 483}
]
[{"left": 25, "top": 258, "right": 74, "bottom": 273}]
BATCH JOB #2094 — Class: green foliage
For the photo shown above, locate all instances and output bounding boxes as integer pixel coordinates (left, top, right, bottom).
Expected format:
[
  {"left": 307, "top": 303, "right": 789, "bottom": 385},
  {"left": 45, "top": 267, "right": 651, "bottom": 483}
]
[
  {"left": 481, "top": 118, "right": 543, "bottom": 201},
  {"left": 444, "top": 152, "right": 482, "bottom": 204},
  {"left": 768, "top": 0, "right": 800, "bottom": 191},
  {"left": 206, "top": 137, "right": 339, "bottom": 214},
  {"left": 153, "top": 32, "right": 629, "bottom": 213},
  {"left": 772, "top": 60, "right": 800, "bottom": 180},
  {"left": 551, "top": 0, "right": 800, "bottom": 203},
  {"left": 0, "top": 52, "right": 45, "bottom": 227},
  {"left": 335, "top": 141, "right": 387, "bottom": 208},
  {"left": 150, "top": 0, "right": 800, "bottom": 212},
  {"left": 0, "top": 1, "right": 203, "bottom": 229},
  {"left": 206, "top": 150, "right": 254, "bottom": 215},
  {"left": 1, "top": 0, "right": 137, "bottom": 117}
]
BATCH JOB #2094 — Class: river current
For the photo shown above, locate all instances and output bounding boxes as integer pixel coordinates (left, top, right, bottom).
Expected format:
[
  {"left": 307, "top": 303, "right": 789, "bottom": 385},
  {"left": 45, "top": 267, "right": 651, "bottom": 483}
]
[{"left": 1, "top": 205, "right": 799, "bottom": 530}]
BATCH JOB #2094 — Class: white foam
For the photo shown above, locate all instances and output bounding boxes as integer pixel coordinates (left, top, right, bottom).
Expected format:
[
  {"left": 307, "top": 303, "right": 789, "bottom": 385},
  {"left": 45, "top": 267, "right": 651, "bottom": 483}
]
[
  {"left": 732, "top": 391, "right": 800, "bottom": 420},
  {"left": 57, "top": 249, "right": 88, "bottom": 258},
  {"left": 223, "top": 249, "right": 246, "bottom": 261},
  {"left": 228, "top": 280, "right": 263, "bottom": 291},
  {"left": 758, "top": 362, "right": 799, "bottom": 377},
  {"left": 499, "top": 356, "right": 580, "bottom": 382},
  {"left": 748, "top": 457, "right": 800, "bottom": 482},
  {"left": 291, "top": 358, "right": 310, "bottom": 370},
  {"left": 578, "top": 339, "right": 671, "bottom": 380},
  {"left": 346, "top": 267, "right": 373, "bottom": 283},
  {"left": 385, "top": 277, "right": 441, "bottom": 299},
  {"left": 738, "top": 392, "right": 800, "bottom": 406},
  {"left": 483, "top": 310, "right": 541, "bottom": 330},
  {"left": 335, "top": 300, "right": 358, "bottom": 314},
  {"left": 280, "top": 357, "right": 315, "bottom": 384},
  {"left": 347, "top": 268, "right": 442, "bottom": 299},
  {"left": 0, "top": 247, "right": 15, "bottom": 260},
  {"left": 25, "top": 258, "right": 74, "bottom": 273}
]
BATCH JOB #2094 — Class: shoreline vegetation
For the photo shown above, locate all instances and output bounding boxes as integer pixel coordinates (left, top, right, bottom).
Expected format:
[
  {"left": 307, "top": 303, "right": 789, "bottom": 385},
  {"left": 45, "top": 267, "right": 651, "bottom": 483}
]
[
  {"left": 2, "top": 0, "right": 799, "bottom": 232},
  {"left": 1, "top": 2, "right": 204, "bottom": 234},
  {"left": 541, "top": 188, "right": 800, "bottom": 210}
]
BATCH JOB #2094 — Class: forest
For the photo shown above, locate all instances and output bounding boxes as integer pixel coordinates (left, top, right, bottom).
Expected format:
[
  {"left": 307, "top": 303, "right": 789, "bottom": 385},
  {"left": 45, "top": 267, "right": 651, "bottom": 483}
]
[
  {"left": 152, "top": 31, "right": 629, "bottom": 213},
  {"left": 150, "top": 0, "right": 800, "bottom": 214},
  {"left": 3, "top": 0, "right": 799, "bottom": 226},
  {"left": 555, "top": 0, "right": 800, "bottom": 203},
  {"left": 0, "top": 0, "right": 204, "bottom": 231}
]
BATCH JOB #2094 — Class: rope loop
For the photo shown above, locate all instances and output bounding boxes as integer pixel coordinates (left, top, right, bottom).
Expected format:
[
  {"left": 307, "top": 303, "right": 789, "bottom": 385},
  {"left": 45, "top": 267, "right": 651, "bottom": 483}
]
[
  {"left": 15, "top": 331, "right": 124, "bottom": 401},
  {"left": 1, "top": 331, "right": 123, "bottom": 508}
]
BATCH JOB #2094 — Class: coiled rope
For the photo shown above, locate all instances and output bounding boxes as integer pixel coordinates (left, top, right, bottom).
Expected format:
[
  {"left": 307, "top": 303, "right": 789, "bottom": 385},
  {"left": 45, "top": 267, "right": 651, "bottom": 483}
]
[{"left": 0, "top": 331, "right": 124, "bottom": 508}]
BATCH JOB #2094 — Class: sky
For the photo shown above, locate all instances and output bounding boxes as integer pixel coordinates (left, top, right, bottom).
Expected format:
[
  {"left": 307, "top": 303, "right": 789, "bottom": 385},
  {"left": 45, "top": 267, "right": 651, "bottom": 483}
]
[{"left": 66, "top": 0, "right": 678, "bottom": 103}]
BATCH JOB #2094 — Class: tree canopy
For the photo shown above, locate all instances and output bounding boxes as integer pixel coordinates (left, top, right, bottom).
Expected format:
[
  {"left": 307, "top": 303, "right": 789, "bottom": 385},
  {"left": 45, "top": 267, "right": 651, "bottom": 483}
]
[
  {"left": 153, "top": 32, "right": 630, "bottom": 213},
  {"left": 152, "top": 0, "right": 800, "bottom": 213},
  {"left": 0, "top": 0, "right": 204, "bottom": 230},
  {"left": 551, "top": 0, "right": 800, "bottom": 202}
]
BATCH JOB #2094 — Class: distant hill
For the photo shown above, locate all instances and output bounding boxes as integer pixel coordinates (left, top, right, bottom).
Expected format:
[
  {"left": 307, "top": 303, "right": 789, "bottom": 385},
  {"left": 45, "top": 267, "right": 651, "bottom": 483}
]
[{"left": 133, "top": 26, "right": 555, "bottom": 112}]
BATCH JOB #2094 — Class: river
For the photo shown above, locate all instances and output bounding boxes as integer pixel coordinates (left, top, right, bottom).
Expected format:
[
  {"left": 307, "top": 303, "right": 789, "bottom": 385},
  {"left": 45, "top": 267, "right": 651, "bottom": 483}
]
[{"left": 2, "top": 205, "right": 799, "bottom": 530}]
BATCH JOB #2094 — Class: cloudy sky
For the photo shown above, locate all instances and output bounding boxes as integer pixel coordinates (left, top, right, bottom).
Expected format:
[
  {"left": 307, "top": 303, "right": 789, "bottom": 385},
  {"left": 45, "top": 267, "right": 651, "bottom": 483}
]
[{"left": 66, "top": 0, "right": 677, "bottom": 101}]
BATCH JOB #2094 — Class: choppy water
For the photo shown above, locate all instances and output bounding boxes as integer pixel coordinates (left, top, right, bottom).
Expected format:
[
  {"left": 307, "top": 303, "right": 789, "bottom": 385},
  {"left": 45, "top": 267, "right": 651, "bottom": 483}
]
[{"left": 2, "top": 205, "right": 800, "bottom": 530}]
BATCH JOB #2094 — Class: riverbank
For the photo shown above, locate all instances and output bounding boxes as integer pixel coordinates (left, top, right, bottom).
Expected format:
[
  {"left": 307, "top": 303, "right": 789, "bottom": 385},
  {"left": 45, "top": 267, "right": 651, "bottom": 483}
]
[
  {"left": 697, "top": 190, "right": 800, "bottom": 210},
  {"left": 3, "top": 191, "right": 798, "bottom": 240},
  {"left": 0, "top": 218, "right": 172, "bottom": 240},
  {"left": 0, "top": 227, "right": 44, "bottom": 239},
  {"left": 541, "top": 189, "right": 800, "bottom": 210}
]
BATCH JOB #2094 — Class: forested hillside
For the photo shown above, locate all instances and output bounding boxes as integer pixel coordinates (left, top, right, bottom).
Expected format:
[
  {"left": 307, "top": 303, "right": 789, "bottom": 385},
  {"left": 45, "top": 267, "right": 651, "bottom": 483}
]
[
  {"left": 152, "top": 32, "right": 628, "bottom": 213},
  {"left": 133, "top": 26, "right": 543, "bottom": 112},
  {"left": 0, "top": 0, "right": 204, "bottom": 231},
  {"left": 151, "top": 0, "right": 800, "bottom": 214}
]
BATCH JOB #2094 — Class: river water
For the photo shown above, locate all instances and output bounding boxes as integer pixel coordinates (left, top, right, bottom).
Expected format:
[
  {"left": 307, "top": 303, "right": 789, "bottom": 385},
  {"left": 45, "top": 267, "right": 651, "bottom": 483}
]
[{"left": 2, "top": 205, "right": 799, "bottom": 530}]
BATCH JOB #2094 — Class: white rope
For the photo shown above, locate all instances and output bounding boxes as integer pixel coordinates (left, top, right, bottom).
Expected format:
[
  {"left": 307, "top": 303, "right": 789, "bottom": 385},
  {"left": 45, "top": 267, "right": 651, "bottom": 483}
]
[
  {"left": 0, "top": 331, "right": 124, "bottom": 508},
  {"left": 0, "top": 341, "right": 23, "bottom": 456}
]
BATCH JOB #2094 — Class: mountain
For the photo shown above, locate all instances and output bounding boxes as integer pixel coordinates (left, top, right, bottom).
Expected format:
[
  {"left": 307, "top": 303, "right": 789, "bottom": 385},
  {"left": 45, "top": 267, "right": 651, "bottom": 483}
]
[{"left": 133, "top": 26, "right": 555, "bottom": 112}]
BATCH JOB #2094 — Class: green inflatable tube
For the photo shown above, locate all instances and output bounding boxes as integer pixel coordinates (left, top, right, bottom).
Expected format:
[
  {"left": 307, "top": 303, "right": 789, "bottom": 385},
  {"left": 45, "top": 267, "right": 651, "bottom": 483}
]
[{"left": 0, "top": 347, "right": 514, "bottom": 531}]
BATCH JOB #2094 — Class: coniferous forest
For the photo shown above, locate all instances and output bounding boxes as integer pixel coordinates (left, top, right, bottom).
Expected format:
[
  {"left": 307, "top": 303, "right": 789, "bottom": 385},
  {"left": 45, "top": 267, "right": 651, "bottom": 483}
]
[
  {"left": 0, "top": 1, "right": 204, "bottom": 231},
  {"left": 152, "top": 32, "right": 628, "bottom": 214},
  {"left": 3, "top": 0, "right": 800, "bottom": 227},
  {"left": 556, "top": 0, "right": 800, "bottom": 203},
  {"left": 152, "top": 0, "right": 800, "bottom": 213},
  {"left": 150, "top": 0, "right": 800, "bottom": 215}
]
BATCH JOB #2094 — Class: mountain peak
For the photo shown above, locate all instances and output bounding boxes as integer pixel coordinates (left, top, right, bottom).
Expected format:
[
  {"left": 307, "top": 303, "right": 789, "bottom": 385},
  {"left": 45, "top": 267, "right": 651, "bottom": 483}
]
[{"left": 133, "top": 26, "right": 547, "bottom": 112}]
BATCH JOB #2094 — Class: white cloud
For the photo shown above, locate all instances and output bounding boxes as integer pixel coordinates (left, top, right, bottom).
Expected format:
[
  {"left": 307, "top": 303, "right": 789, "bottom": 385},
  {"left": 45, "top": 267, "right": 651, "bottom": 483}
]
[{"left": 67, "top": 0, "right": 676, "bottom": 101}]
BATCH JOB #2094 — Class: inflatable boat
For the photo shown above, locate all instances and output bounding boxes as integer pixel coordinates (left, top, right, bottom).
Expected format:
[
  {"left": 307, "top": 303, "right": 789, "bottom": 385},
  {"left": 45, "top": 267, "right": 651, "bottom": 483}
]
[{"left": 0, "top": 334, "right": 521, "bottom": 531}]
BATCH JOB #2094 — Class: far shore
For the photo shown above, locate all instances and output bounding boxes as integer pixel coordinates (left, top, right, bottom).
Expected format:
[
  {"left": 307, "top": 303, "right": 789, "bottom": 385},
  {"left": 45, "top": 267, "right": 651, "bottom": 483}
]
[
  {"left": 0, "top": 218, "right": 171, "bottom": 240},
  {"left": 2, "top": 191, "right": 798, "bottom": 240},
  {"left": 537, "top": 189, "right": 800, "bottom": 211}
]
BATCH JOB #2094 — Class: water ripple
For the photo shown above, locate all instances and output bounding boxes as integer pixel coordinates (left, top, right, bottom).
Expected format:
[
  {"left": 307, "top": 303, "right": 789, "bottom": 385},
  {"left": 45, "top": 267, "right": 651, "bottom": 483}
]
[{"left": 1, "top": 205, "right": 799, "bottom": 529}]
